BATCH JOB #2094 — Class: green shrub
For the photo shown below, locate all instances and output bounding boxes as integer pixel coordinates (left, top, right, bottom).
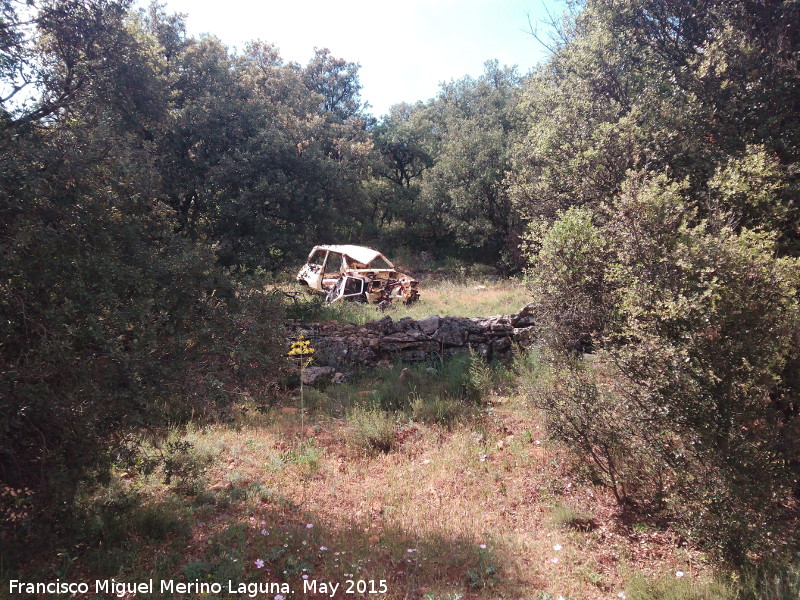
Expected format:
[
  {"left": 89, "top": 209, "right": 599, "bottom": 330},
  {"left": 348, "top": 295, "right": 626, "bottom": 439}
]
[
  {"left": 0, "top": 204, "right": 285, "bottom": 505},
  {"left": 523, "top": 207, "right": 612, "bottom": 352},
  {"left": 465, "top": 544, "right": 500, "bottom": 589},
  {"left": 466, "top": 349, "right": 493, "bottom": 399},
  {"left": 161, "top": 440, "right": 213, "bottom": 494},
  {"left": 439, "top": 353, "right": 476, "bottom": 400},
  {"left": 523, "top": 173, "right": 800, "bottom": 565},
  {"left": 606, "top": 175, "right": 800, "bottom": 563},
  {"left": 410, "top": 394, "right": 465, "bottom": 426},
  {"left": 285, "top": 441, "right": 324, "bottom": 475},
  {"left": 524, "top": 353, "right": 657, "bottom": 504},
  {"left": 298, "top": 387, "right": 331, "bottom": 414},
  {"left": 345, "top": 405, "right": 397, "bottom": 454}
]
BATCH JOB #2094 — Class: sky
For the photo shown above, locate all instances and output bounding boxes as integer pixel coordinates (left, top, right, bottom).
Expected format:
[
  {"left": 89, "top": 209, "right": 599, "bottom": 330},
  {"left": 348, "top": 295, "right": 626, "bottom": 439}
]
[{"left": 158, "top": 0, "right": 567, "bottom": 118}]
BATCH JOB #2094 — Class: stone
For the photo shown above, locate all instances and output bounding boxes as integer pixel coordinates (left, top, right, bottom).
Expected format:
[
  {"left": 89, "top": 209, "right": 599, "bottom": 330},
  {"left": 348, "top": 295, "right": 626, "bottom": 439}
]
[
  {"left": 432, "top": 318, "right": 468, "bottom": 346},
  {"left": 417, "top": 315, "right": 441, "bottom": 335},
  {"left": 366, "top": 315, "right": 393, "bottom": 333},
  {"left": 390, "top": 316, "right": 417, "bottom": 333},
  {"left": 382, "top": 331, "right": 427, "bottom": 344},
  {"left": 395, "top": 350, "right": 435, "bottom": 362},
  {"left": 286, "top": 302, "right": 538, "bottom": 370},
  {"left": 491, "top": 337, "right": 512, "bottom": 351},
  {"left": 301, "top": 366, "right": 335, "bottom": 385}
]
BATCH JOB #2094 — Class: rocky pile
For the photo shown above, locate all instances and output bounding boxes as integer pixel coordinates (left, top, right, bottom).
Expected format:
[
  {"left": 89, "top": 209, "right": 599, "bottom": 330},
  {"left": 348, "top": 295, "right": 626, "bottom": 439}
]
[{"left": 288, "top": 304, "right": 536, "bottom": 376}]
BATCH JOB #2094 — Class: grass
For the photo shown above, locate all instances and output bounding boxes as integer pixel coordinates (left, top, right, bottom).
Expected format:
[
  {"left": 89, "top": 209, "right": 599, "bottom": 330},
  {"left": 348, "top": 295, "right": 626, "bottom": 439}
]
[
  {"left": 2, "top": 280, "right": 768, "bottom": 600},
  {"left": 551, "top": 502, "right": 597, "bottom": 532},
  {"left": 401, "top": 276, "right": 530, "bottom": 320},
  {"left": 624, "top": 572, "right": 738, "bottom": 600},
  {"left": 345, "top": 405, "right": 398, "bottom": 454},
  {"left": 2, "top": 395, "right": 730, "bottom": 599},
  {"left": 286, "top": 274, "right": 531, "bottom": 325}
]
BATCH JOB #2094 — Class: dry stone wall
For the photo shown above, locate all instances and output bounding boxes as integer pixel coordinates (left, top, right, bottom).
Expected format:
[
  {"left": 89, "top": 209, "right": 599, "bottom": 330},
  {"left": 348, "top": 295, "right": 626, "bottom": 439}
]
[{"left": 288, "top": 304, "right": 536, "bottom": 370}]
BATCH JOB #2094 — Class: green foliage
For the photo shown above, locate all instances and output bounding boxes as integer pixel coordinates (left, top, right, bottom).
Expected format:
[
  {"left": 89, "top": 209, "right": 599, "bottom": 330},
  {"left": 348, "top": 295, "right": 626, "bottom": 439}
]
[
  {"left": 607, "top": 176, "right": 800, "bottom": 563},
  {"left": 345, "top": 405, "right": 398, "bottom": 454},
  {"left": 410, "top": 394, "right": 465, "bottom": 427},
  {"left": 369, "top": 355, "right": 483, "bottom": 415},
  {"left": 465, "top": 545, "right": 500, "bottom": 589},
  {"left": 523, "top": 173, "right": 800, "bottom": 564},
  {"left": 524, "top": 354, "right": 653, "bottom": 503},
  {"left": 466, "top": 348, "right": 495, "bottom": 398},
  {"left": 160, "top": 439, "right": 214, "bottom": 494},
  {"left": 419, "top": 62, "right": 522, "bottom": 265},
  {"left": 284, "top": 441, "right": 324, "bottom": 475},
  {"left": 614, "top": 225, "right": 798, "bottom": 562},
  {"left": 157, "top": 35, "right": 374, "bottom": 270},
  {"left": 4, "top": 0, "right": 800, "bottom": 581},
  {"left": 511, "top": 0, "right": 800, "bottom": 250},
  {"left": 524, "top": 207, "right": 611, "bottom": 352},
  {"left": 513, "top": 0, "right": 800, "bottom": 561},
  {"left": 370, "top": 102, "right": 434, "bottom": 228},
  {"left": 709, "top": 145, "right": 790, "bottom": 234},
  {"left": 0, "top": 0, "right": 285, "bottom": 553},
  {"left": 374, "top": 62, "right": 524, "bottom": 267}
]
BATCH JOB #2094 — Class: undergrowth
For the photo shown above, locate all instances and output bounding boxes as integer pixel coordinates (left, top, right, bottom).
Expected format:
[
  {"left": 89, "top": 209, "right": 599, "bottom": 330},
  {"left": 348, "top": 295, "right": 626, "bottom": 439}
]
[{"left": 3, "top": 346, "right": 794, "bottom": 600}]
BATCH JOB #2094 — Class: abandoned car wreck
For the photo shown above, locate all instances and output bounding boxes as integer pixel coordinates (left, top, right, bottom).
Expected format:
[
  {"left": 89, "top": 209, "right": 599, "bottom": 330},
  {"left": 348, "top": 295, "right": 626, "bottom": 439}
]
[{"left": 296, "top": 245, "right": 419, "bottom": 305}]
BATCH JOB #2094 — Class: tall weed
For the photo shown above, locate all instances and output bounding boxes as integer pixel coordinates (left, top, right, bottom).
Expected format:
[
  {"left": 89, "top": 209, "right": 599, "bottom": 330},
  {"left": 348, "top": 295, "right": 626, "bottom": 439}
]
[{"left": 345, "top": 405, "right": 397, "bottom": 454}]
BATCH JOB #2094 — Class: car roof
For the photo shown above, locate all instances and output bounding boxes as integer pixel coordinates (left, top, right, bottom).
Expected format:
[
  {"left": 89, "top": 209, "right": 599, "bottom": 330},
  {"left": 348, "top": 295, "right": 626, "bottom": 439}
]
[{"left": 311, "top": 245, "right": 394, "bottom": 268}]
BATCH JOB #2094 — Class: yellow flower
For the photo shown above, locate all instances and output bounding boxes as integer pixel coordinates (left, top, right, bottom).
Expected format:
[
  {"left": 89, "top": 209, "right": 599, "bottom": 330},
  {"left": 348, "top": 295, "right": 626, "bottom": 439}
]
[{"left": 288, "top": 336, "right": 315, "bottom": 357}]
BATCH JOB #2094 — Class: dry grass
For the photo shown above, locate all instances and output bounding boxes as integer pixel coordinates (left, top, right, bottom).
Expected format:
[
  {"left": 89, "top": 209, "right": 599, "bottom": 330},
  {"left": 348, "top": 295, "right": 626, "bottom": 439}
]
[
  {"left": 286, "top": 276, "right": 531, "bottom": 325},
  {"left": 401, "top": 277, "right": 530, "bottom": 320},
  {"left": 89, "top": 389, "right": 722, "bottom": 600},
  {"left": 15, "top": 281, "right": 736, "bottom": 600}
]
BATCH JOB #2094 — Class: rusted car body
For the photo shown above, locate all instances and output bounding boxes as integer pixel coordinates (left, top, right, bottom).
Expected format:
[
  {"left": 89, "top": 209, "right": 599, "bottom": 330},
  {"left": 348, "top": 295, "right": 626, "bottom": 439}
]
[{"left": 297, "top": 245, "right": 419, "bottom": 305}]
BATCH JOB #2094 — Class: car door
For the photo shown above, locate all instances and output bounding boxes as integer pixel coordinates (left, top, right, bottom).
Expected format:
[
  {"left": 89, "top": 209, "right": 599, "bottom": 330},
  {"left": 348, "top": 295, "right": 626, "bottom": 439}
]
[{"left": 298, "top": 248, "right": 328, "bottom": 291}]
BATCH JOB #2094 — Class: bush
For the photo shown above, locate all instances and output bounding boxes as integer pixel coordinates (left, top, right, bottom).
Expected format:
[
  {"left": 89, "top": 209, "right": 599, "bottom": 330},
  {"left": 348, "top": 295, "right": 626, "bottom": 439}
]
[
  {"left": 523, "top": 207, "right": 612, "bottom": 352},
  {"left": 0, "top": 190, "right": 285, "bottom": 555},
  {"left": 285, "top": 441, "right": 324, "bottom": 475},
  {"left": 345, "top": 405, "right": 397, "bottom": 454},
  {"left": 160, "top": 439, "right": 214, "bottom": 495},
  {"left": 607, "top": 175, "right": 800, "bottom": 564},
  {"left": 523, "top": 351, "right": 658, "bottom": 504},
  {"left": 523, "top": 173, "right": 800, "bottom": 565}
]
